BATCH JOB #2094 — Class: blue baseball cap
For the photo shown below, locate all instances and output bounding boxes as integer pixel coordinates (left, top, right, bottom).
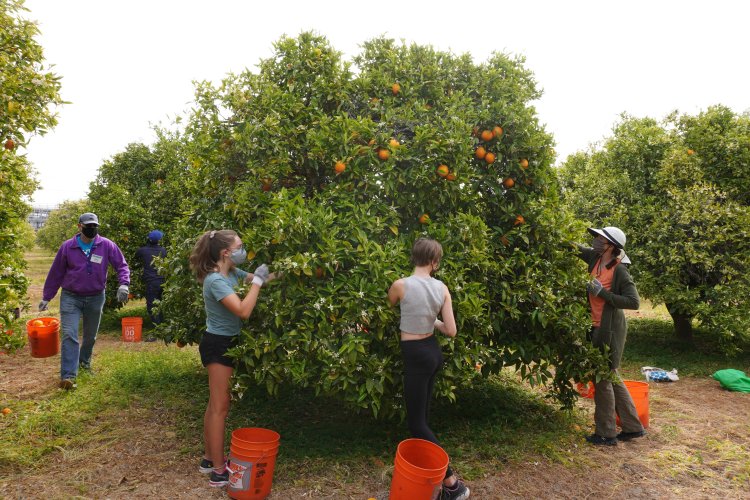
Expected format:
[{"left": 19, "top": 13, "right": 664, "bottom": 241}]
[{"left": 148, "top": 230, "right": 163, "bottom": 242}]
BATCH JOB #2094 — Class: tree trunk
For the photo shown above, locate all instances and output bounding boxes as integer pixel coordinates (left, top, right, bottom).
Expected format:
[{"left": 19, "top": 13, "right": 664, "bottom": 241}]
[{"left": 665, "top": 303, "right": 693, "bottom": 341}]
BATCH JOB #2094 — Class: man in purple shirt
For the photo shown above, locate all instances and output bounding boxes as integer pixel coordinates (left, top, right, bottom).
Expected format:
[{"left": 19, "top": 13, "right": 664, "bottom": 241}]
[{"left": 39, "top": 212, "right": 131, "bottom": 389}]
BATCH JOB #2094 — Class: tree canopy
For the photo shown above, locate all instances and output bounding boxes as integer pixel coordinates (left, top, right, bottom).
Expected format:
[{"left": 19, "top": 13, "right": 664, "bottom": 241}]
[{"left": 558, "top": 106, "right": 750, "bottom": 352}]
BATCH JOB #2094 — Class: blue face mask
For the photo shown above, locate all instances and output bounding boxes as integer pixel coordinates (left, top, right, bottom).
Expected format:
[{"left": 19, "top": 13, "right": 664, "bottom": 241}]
[{"left": 230, "top": 247, "right": 247, "bottom": 265}]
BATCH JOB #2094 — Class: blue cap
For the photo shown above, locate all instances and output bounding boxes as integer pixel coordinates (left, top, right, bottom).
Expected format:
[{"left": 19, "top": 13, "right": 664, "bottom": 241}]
[{"left": 147, "top": 230, "right": 163, "bottom": 242}]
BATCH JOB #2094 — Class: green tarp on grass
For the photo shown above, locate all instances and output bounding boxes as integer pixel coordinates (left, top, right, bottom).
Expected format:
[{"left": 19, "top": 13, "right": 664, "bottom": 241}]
[{"left": 712, "top": 369, "right": 750, "bottom": 393}]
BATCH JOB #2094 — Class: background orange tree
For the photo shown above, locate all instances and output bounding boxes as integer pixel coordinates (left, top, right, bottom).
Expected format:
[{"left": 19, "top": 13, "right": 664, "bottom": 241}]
[
  {"left": 140, "top": 33, "right": 605, "bottom": 416},
  {"left": 558, "top": 106, "right": 750, "bottom": 352}
]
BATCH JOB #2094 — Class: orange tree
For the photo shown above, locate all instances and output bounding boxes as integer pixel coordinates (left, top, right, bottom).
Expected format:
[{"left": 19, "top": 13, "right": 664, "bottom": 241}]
[
  {"left": 154, "top": 33, "right": 604, "bottom": 416},
  {"left": 35, "top": 199, "right": 88, "bottom": 253},
  {"left": 558, "top": 106, "right": 750, "bottom": 352},
  {"left": 86, "top": 130, "right": 188, "bottom": 308},
  {"left": 0, "top": 0, "right": 63, "bottom": 344}
]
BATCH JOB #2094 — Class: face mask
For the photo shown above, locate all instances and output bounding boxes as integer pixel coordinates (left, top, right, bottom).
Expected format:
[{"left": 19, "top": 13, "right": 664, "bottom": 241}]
[
  {"left": 592, "top": 239, "right": 608, "bottom": 253},
  {"left": 230, "top": 247, "right": 247, "bottom": 265},
  {"left": 82, "top": 226, "right": 98, "bottom": 238}
]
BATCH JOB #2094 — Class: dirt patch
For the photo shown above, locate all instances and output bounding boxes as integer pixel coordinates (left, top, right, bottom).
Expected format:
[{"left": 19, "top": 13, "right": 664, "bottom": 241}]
[{"left": 2, "top": 341, "right": 748, "bottom": 499}]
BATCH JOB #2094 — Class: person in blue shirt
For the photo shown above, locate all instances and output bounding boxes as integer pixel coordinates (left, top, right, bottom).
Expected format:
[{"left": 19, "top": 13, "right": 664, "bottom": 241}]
[
  {"left": 188, "top": 229, "right": 275, "bottom": 488},
  {"left": 135, "top": 230, "right": 167, "bottom": 339}
]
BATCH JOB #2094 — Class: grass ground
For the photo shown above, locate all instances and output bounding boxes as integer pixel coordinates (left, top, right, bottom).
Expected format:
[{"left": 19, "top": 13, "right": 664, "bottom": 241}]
[{"left": 1, "top": 248, "right": 748, "bottom": 498}]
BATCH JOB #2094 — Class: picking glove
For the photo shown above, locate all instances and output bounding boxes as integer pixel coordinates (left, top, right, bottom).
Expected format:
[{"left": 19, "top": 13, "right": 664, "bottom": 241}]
[
  {"left": 252, "top": 264, "right": 270, "bottom": 287},
  {"left": 587, "top": 278, "right": 603, "bottom": 296},
  {"left": 38, "top": 300, "right": 50, "bottom": 311},
  {"left": 117, "top": 285, "right": 130, "bottom": 303}
]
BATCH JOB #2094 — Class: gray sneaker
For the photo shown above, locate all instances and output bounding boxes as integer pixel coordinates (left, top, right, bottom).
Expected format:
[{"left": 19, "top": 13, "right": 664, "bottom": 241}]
[{"left": 442, "top": 479, "right": 470, "bottom": 500}]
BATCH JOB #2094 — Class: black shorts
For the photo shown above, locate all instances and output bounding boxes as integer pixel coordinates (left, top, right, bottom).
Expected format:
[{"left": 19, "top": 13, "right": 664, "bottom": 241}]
[{"left": 199, "top": 332, "right": 239, "bottom": 367}]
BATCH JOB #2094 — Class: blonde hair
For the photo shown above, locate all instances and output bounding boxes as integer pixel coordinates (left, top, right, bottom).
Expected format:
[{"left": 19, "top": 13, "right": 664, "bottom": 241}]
[
  {"left": 189, "top": 229, "right": 238, "bottom": 283},
  {"left": 410, "top": 238, "right": 443, "bottom": 267}
]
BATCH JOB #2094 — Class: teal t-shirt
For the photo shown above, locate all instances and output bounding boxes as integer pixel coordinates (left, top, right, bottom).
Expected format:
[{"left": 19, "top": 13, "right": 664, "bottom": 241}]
[
  {"left": 76, "top": 234, "right": 94, "bottom": 257},
  {"left": 203, "top": 269, "right": 249, "bottom": 336}
]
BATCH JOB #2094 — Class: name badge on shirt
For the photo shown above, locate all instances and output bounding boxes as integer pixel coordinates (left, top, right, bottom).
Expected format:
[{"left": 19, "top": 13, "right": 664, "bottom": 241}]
[{"left": 90, "top": 254, "right": 103, "bottom": 264}]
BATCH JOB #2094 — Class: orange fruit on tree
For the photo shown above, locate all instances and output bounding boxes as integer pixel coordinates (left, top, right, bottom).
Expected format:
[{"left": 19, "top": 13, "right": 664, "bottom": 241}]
[
  {"left": 377, "top": 148, "right": 390, "bottom": 161},
  {"left": 418, "top": 213, "right": 430, "bottom": 224},
  {"left": 436, "top": 165, "right": 449, "bottom": 177},
  {"left": 687, "top": 149, "right": 695, "bottom": 155},
  {"left": 475, "top": 146, "right": 487, "bottom": 159},
  {"left": 368, "top": 138, "right": 376, "bottom": 146},
  {"left": 514, "top": 215, "right": 525, "bottom": 226},
  {"left": 389, "top": 138, "right": 400, "bottom": 148},
  {"left": 520, "top": 158, "right": 529, "bottom": 169},
  {"left": 503, "top": 177, "right": 515, "bottom": 189},
  {"left": 391, "top": 83, "right": 401, "bottom": 95},
  {"left": 485, "top": 152, "right": 496, "bottom": 164},
  {"left": 4, "top": 138, "right": 15, "bottom": 151},
  {"left": 493, "top": 126, "right": 503, "bottom": 138},
  {"left": 446, "top": 173, "right": 457, "bottom": 181},
  {"left": 480, "top": 129, "right": 494, "bottom": 142},
  {"left": 334, "top": 161, "right": 346, "bottom": 174}
]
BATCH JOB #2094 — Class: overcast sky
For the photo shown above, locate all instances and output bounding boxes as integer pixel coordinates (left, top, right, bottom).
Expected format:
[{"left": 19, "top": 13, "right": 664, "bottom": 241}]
[{"left": 21, "top": 0, "right": 750, "bottom": 207}]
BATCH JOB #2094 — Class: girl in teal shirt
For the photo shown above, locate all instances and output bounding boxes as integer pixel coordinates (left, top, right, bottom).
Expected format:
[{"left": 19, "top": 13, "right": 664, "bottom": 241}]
[{"left": 189, "top": 229, "right": 275, "bottom": 487}]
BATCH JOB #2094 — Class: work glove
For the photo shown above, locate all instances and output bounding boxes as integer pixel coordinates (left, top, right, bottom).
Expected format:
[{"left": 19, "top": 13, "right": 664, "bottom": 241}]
[
  {"left": 587, "top": 278, "right": 603, "bottom": 296},
  {"left": 117, "top": 285, "right": 130, "bottom": 303},
  {"left": 251, "top": 264, "right": 270, "bottom": 287},
  {"left": 38, "top": 300, "right": 50, "bottom": 311}
]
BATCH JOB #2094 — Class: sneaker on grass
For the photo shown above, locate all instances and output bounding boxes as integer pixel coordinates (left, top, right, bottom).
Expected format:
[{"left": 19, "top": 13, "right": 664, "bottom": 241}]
[
  {"left": 441, "top": 479, "right": 470, "bottom": 500},
  {"left": 59, "top": 379, "right": 76, "bottom": 390},
  {"left": 199, "top": 458, "right": 214, "bottom": 474},
  {"left": 617, "top": 429, "right": 647, "bottom": 441},
  {"left": 209, "top": 468, "right": 229, "bottom": 487},
  {"left": 585, "top": 433, "right": 617, "bottom": 446}
]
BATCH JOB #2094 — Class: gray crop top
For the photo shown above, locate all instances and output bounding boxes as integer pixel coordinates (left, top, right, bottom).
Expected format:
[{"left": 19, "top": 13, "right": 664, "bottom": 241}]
[{"left": 399, "top": 275, "right": 445, "bottom": 334}]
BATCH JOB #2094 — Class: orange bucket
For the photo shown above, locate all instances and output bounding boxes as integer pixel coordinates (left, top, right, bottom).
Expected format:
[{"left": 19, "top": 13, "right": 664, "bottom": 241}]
[
  {"left": 576, "top": 381, "right": 595, "bottom": 399},
  {"left": 26, "top": 317, "right": 60, "bottom": 358},
  {"left": 617, "top": 380, "right": 649, "bottom": 428},
  {"left": 227, "top": 427, "right": 281, "bottom": 500},
  {"left": 389, "top": 438, "right": 449, "bottom": 500},
  {"left": 121, "top": 317, "right": 143, "bottom": 342}
]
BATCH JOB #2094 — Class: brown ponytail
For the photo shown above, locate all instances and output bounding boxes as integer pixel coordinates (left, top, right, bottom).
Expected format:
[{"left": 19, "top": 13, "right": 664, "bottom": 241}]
[{"left": 189, "top": 229, "right": 238, "bottom": 283}]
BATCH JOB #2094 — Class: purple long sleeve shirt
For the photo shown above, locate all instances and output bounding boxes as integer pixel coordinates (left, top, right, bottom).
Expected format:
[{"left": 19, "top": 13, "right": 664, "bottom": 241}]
[{"left": 42, "top": 234, "right": 130, "bottom": 301}]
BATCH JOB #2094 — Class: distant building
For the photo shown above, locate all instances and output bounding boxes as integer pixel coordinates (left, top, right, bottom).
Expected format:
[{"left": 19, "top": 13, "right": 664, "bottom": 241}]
[{"left": 28, "top": 205, "right": 57, "bottom": 230}]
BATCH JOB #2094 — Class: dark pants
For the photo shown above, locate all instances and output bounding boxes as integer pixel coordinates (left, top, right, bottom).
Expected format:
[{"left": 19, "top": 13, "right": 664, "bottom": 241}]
[
  {"left": 144, "top": 280, "right": 164, "bottom": 325},
  {"left": 401, "top": 335, "right": 453, "bottom": 480}
]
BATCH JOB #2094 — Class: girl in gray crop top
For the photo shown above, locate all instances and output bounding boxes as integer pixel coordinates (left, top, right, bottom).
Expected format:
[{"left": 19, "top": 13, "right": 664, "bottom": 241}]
[
  {"left": 399, "top": 276, "right": 446, "bottom": 334},
  {"left": 386, "top": 238, "right": 469, "bottom": 498}
]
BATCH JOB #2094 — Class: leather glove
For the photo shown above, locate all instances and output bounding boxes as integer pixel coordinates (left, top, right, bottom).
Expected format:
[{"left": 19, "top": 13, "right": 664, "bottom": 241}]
[
  {"left": 38, "top": 300, "right": 50, "bottom": 311},
  {"left": 587, "top": 278, "right": 603, "bottom": 296},
  {"left": 117, "top": 285, "right": 130, "bottom": 303},
  {"left": 251, "top": 264, "right": 270, "bottom": 287}
]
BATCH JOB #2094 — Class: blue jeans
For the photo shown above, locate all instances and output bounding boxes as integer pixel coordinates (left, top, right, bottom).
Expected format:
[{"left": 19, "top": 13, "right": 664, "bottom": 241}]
[{"left": 59, "top": 289, "right": 106, "bottom": 380}]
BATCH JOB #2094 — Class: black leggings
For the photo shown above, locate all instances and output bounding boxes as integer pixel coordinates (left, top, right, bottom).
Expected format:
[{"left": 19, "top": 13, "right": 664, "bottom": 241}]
[{"left": 400, "top": 334, "right": 453, "bottom": 479}]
